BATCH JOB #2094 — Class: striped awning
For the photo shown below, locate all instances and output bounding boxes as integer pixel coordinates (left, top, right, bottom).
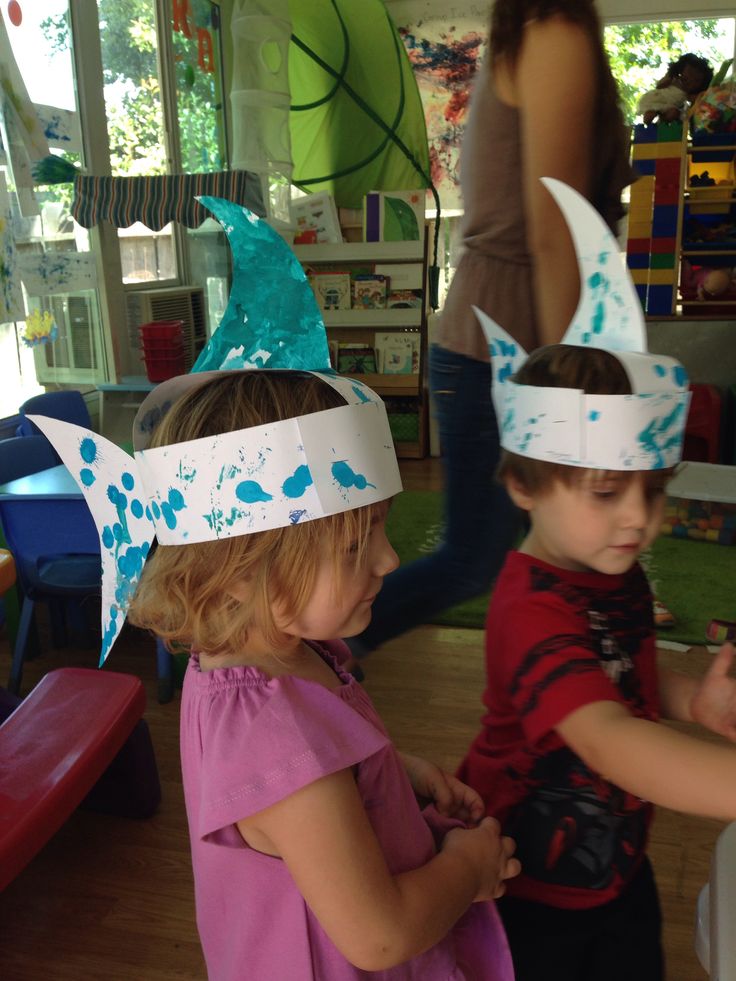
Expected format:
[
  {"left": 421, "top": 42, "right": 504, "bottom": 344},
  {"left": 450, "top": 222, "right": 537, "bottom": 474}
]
[{"left": 72, "top": 170, "right": 265, "bottom": 230}]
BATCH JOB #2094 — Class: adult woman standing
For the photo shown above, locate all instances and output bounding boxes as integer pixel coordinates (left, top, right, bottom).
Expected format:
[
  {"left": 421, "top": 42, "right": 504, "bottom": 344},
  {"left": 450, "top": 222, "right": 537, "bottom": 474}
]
[{"left": 347, "top": 1, "right": 632, "bottom": 666}]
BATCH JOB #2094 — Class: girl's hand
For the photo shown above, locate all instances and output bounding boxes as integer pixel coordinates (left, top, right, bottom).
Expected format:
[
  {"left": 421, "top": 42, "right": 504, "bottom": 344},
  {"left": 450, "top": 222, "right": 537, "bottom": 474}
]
[
  {"left": 442, "top": 817, "right": 521, "bottom": 902},
  {"left": 691, "top": 643, "right": 736, "bottom": 741},
  {"left": 400, "top": 753, "right": 485, "bottom": 825}
]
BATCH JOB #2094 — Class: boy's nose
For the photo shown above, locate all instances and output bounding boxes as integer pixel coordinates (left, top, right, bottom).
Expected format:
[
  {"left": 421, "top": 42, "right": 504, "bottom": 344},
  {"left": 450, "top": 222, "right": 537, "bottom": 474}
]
[{"left": 620, "top": 484, "right": 649, "bottom": 528}]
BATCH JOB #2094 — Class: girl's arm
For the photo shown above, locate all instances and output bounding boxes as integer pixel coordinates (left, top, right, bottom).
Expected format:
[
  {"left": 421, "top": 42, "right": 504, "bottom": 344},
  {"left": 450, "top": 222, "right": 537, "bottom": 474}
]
[
  {"left": 237, "top": 768, "right": 519, "bottom": 972},
  {"left": 512, "top": 17, "right": 598, "bottom": 345},
  {"left": 399, "top": 751, "right": 485, "bottom": 824},
  {"left": 660, "top": 643, "right": 736, "bottom": 739},
  {"left": 556, "top": 690, "right": 736, "bottom": 820}
]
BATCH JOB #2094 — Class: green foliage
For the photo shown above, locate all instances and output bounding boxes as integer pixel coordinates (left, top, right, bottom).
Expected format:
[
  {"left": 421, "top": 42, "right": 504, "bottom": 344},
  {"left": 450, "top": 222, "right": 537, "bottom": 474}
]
[
  {"left": 604, "top": 19, "right": 727, "bottom": 124},
  {"left": 41, "top": 0, "right": 224, "bottom": 178}
]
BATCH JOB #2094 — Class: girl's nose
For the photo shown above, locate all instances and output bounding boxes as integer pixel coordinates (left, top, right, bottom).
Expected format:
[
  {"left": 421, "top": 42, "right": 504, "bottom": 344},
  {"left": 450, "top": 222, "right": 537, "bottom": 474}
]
[{"left": 374, "top": 528, "right": 399, "bottom": 576}]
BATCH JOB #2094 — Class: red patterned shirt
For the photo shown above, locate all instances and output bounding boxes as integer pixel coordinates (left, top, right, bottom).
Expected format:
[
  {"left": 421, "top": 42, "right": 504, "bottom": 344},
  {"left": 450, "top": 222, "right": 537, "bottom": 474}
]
[{"left": 458, "top": 551, "right": 660, "bottom": 909}]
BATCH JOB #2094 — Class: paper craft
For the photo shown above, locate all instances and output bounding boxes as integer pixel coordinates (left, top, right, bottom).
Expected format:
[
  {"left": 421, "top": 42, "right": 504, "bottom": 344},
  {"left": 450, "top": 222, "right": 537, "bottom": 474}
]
[
  {"left": 476, "top": 178, "right": 690, "bottom": 472},
  {"left": 0, "top": 172, "right": 24, "bottom": 323},
  {"left": 32, "top": 200, "right": 403, "bottom": 665}
]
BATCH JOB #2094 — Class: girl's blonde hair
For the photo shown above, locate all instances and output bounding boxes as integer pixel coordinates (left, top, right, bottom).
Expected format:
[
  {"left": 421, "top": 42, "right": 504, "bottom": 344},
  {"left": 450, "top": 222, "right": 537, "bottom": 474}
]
[{"left": 127, "top": 372, "right": 381, "bottom": 654}]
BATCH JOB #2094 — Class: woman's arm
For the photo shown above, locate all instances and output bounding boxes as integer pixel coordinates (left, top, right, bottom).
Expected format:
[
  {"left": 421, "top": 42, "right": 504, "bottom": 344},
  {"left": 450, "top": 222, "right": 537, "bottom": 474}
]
[
  {"left": 556, "top": 697, "right": 736, "bottom": 820},
  {"left": 511, "top": 17, "right": 598, "bottom": 344},
  {"left": 237, "top": 768, "right": 519, "bottom": 971}
]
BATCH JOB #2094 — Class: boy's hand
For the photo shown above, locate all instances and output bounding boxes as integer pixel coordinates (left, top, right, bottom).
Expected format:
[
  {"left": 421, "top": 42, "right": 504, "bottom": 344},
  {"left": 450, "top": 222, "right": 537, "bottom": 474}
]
[
  {"left": 442, "top": 817, "right": 521, "bottom": 902},
  {"left": 691, "top": 643, "right": 736, "bottom": 741},
  {"left": 400, "top": 753, "right": 485, "bottom": 825}
]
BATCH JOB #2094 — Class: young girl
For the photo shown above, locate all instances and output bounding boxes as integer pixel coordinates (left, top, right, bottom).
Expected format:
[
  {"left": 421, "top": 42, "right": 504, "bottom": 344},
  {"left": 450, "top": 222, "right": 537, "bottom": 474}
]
[{"left": 123, "top": 369, "right": 519, "bottom": 980}]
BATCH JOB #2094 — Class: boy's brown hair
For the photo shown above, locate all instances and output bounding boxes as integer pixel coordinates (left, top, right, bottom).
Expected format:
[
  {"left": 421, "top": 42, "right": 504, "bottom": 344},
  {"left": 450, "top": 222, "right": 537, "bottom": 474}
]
[
  {"left": 127, "top": 372, "right": 382, "bottom": 655},
  {"left": 498, "top": 345, "right": 672, "bottom": 493}
]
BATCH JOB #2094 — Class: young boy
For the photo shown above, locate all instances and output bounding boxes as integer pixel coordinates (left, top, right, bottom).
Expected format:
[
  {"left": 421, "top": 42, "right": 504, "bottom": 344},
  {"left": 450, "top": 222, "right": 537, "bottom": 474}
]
[{"left": 461, "top": 179, "right": 736, "bottom": 981}]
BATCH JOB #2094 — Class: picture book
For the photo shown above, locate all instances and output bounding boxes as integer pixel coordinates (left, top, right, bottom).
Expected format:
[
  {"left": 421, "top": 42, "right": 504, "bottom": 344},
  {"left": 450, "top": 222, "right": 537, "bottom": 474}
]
[
  {"left": 364, "top": 190, "right": 427, "bottom": 242},
  {"left": 337, "top": 342, "right": 377, "bottom": 374},
  {"left": 352, "top": 274, "right": 387, "bottom": 309},
  {"left": 309, "top": 271, "right": 351, "bottom": 310},
  {"left": 374, "top": 331, "right": 420, "bottom": 374},
  {"left": 290, "top": 191, "right": 342, "bottom": 244}
]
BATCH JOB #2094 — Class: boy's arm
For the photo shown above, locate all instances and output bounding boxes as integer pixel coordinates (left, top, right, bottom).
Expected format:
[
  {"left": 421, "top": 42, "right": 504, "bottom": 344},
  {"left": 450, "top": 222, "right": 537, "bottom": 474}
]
[
  {"left": 556, "top": 694, "right": 736, "bottom": 820},
  {"left": 237, "top": 768, "right": 519, "bottom": 971}
]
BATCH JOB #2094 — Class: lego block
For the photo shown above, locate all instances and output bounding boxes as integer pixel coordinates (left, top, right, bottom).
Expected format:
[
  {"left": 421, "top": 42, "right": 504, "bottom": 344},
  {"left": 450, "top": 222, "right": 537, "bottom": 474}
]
[
  {"left": 627, "top": 220, "right": 654, "bottom": 239},
  {"left": 652, "top": 205, "right": 678, "bottom": 237},
  {"left": 650, "top": 237, "right": 676, "bottom": 253},
  {"left": 630, "top": 185, "right": 654, "bottom": 205},
  {"left": 628, "top": 202, "right": 654, "bottom": 221},
  {"left": 646, "top": 284, "right": 675, "bottom": 314},
  {"left": 652, "top": 186, "right": 679, "bottom": 206},
  {"left": 635, "top": 284, "right": 648, "bottom": 309},
  {"left": 626, "top": 237, "right": 651, "bottom": 254},
  {"left": 629, "top": 268, "right": 650, "bottom": 284},
  {"left": 657, "top": 121, "right": 684, "bottom": 142},
  {"left": 626, "top": 253, "right": 650, "bottom": 269},
  {"left": 633, "top": 123, "right": 658, "bottom": 144},
  {"left": 633, "top": 159, "right": 656, "bottom": 177},
  {"left": 630, "top": 174, "right": 656, "bottom": 193},
  {"left": 650, "top": 252, "right": 676, "bottom": 269},
  {"left": 654, "top": 158, "right": 682, "bottom": 182},
  {"left": 648, "top": 267, "right": 676, "bottom": 284},
  {"left": 632, "top": 143, "right": 660, "bottom": 160}
]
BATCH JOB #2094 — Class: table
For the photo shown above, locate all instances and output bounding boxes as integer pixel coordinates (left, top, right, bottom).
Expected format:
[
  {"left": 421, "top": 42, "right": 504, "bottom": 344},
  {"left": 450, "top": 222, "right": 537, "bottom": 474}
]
[{"left": 0, "top": 464, "right": 86, "bottom": 500}]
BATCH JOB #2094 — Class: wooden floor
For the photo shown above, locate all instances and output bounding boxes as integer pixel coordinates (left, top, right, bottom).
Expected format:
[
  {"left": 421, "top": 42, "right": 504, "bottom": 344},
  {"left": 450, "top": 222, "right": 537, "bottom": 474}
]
[{"left": 0, "top": 458, "right": 723, "bottom": 980}]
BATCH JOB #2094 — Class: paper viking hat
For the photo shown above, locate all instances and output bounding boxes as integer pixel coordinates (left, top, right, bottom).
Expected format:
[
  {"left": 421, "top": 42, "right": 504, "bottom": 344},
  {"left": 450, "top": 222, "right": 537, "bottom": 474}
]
[
  {"left": 31, "top": 198, "right": 402, "bottom": 664},
  {"left": 474, "top": 178, "right": 690, "bottom": 472}
]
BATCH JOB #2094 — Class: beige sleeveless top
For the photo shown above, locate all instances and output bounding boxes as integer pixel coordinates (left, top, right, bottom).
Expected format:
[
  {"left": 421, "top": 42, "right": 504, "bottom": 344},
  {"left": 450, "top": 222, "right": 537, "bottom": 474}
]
[{"left": 436, "top": 57, "right": 631, "bottom": 362}]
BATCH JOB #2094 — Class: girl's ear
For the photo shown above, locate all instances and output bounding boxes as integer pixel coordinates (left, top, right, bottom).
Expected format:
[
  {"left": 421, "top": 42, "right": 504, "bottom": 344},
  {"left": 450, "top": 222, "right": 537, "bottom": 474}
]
[{"left": 504, "top": 474, "right": 535, "bottom": 512}]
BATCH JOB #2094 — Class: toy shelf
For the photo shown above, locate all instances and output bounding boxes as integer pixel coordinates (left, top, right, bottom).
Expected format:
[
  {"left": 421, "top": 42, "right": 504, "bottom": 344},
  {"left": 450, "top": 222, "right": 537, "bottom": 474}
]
[{"left": 628, "top": 114, "right": 736, "bottom": 319}]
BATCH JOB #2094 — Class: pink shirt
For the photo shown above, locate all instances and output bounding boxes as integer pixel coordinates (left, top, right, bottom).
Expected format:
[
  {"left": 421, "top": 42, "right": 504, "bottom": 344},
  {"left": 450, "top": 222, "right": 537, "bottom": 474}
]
[{"left": 180, "top": 640, "right": 513, "bottom": 980}]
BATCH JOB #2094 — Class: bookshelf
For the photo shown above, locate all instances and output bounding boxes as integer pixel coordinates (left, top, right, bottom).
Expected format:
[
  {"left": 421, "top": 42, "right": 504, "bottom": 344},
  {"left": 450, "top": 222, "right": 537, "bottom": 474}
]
[{"left": 294, "top": 234, "right": 430, "bottom": 459}]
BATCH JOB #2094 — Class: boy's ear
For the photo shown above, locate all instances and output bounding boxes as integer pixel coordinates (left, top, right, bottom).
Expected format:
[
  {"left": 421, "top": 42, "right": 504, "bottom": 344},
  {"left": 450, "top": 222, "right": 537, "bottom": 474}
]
[{"left": 504, "top": 474, "right": 535, "bottom": 512}]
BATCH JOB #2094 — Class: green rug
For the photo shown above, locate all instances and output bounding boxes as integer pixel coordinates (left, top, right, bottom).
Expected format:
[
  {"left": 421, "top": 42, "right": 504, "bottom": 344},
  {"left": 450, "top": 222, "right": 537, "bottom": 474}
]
[{"left": 386, "top": 491, "right": 736, "bottom": 646}]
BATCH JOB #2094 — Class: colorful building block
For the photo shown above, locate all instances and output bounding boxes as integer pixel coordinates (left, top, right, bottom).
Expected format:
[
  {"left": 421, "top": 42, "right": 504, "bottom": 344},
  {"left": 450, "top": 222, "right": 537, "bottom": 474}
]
[
  {"left": 650, "top": 237, "right": 676, "bottom": 253},
  {"left": 626, "top": 253, "right": 650, "bottom": 270},
  {"left": 647, "top": 268, "right": 676, "bottom": 285},
  {"left": 650, "top": 252, "right": 676, "bottom": 269},
  {"left": 656, "top": 120, "right": 683, "bottom": 142},
  {"left": 633, "top": 123, "right": 658, "bottom": 143},
  {"left": 652, "top": 204, "right": 678, "bottom": 237},
  {"left": 646, "top": 284, "right": 674, "bottom": 314}
]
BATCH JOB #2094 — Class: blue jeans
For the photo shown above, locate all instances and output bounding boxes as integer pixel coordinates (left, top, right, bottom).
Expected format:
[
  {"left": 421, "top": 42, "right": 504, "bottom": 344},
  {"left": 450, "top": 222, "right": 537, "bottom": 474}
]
[{"left": 350, "top": 345, "right": 520, "bottom": 657}]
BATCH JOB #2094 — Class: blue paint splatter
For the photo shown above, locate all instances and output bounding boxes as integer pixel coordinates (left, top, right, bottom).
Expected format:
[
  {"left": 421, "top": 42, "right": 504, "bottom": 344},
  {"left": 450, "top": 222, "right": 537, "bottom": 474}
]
[
  {"left": 591, "top": 301, "right": 605, "bottom": 335},
  {"left": 121, "top": 472, "right": 135, "bottom": 491},
  {"left": 131, "top": 499, "right": 144, "bottom": 519},
  {"left": 653, "top": 363, "right": 667, "bottom": 378},
  {"left": 588, "top": 410, "right": 601, "bottom": 421},
  {"left": 236, "top": 480, "right": 273, "bottom": 503},
  {"left": 497, "top": 360, "right": 513, "bottom": 383},
  {"left": 80, "top": 468, "right": 95, "bottom": 486},
  {"left": 289, "top": 509, "right": 308, "bottom": 524},
  {"left": 102, "top": 525, "right": 114, "bottom": 549},
  {"left": 673, "top": 365, "right": 688, "bottom": 387},
  {"left": 282, "top": 465, "right": 313, "bottom": 498},
  {"left": 80, "top": 437, "right": 97, "bottom": 463},
  {"left": 332, "top": 461, "right": 376, "bottom": 491},
  {"left": 351, "top": 384, "right": 371, "bottom": 404}
]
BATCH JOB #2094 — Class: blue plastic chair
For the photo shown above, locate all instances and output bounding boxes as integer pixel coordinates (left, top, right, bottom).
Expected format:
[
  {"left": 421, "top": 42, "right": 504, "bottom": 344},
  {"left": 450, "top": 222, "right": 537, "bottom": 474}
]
[
  {"left": 0, "top": 436, "right": 100, "bottom": 693},
  {"left": 17, "top": 391, "right": 93, "bottom": 464},
  {"left": 0, "top": 435, "right": 177, "bottom": 701},
  {"left": 18, "top": 390, "right": 92, "bottom": 436}
]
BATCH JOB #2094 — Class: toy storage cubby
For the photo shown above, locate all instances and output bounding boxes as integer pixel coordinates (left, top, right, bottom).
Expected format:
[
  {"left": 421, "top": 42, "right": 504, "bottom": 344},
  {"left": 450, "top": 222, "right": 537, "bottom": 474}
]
[
  {"left": 294, "top": 235, "right": 429, "bottom": 458},
  {"left": 627, "top": 119, "right": 736, "bottom": 317}
]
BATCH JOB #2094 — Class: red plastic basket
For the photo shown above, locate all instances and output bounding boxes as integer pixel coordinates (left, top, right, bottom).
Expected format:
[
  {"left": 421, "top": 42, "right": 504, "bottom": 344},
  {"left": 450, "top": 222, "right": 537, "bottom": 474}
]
[
  {"left": 139, "top": 319, "right": 183, "bottom": 341},
  {"left": 143, "top": 352, "right": 187, "bottom": 383}
]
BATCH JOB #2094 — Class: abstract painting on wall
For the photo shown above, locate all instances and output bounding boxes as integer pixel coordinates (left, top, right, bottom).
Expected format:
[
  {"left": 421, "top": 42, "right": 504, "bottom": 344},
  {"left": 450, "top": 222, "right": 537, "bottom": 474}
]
[
  {"left": 392, "top": 1, "right": 488, "bottom": 212},
  {"left": 0, "top": 171, "right": 25, "bottom": 324}
]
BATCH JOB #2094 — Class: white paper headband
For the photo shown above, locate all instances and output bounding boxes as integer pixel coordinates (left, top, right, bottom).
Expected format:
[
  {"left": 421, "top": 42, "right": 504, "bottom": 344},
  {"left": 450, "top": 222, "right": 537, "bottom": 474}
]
[
  {"left": 476, "top": 178, "right": 690, "bottom": 471},
  {"left": 29, "top": 200, "right": 404, "bottom": 663}
]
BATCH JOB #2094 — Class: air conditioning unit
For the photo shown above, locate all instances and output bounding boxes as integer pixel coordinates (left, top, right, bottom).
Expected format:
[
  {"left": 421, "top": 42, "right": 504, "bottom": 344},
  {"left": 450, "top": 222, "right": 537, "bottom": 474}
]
[{"left": 125, "top": 285, "right": 207, "bottom": 374}]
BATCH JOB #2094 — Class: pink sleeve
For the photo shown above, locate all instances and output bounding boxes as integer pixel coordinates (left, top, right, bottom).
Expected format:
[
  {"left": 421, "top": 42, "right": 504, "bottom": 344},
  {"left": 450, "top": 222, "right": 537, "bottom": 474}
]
[{"left": 197, "top": 676, "right": 389, "bottom": 841}]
